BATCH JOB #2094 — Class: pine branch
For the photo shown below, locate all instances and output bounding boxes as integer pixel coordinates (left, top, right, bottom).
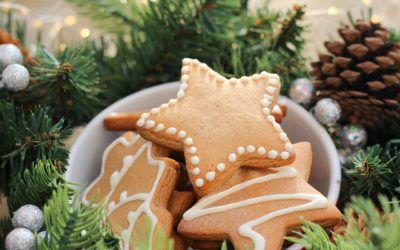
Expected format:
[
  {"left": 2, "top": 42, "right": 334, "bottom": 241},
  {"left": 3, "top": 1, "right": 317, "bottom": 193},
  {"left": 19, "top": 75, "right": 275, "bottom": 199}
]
[
  {"left": 0, "top": 101, "right": 70, "bottom": 196},
  {"left": 16, "top": 46, "right": 102, "bottom": 126},
  {"left": 8, "top": 160, "right": 65, "bottom": 211},
  {"left": 286, "top": 196, "right": 400, "bottom": 249},
  {"left": 38, "top": 186, "right": 118, "bottom": 249},
  {"left": 343, "top": 144, "right": 400, "bottom": 200}
]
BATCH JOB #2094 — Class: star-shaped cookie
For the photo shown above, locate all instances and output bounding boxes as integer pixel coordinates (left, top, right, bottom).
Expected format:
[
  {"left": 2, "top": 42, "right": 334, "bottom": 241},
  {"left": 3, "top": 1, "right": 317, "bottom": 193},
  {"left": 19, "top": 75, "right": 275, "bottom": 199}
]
[
  {"left": 177, "top": 142, "right": 342, "bottom": 250},
  {"left": 136, "top": 58, "right": 295, "bottom": 196},
  {"left": 83, "top": 132, "right": 179, "bottom": 249}
]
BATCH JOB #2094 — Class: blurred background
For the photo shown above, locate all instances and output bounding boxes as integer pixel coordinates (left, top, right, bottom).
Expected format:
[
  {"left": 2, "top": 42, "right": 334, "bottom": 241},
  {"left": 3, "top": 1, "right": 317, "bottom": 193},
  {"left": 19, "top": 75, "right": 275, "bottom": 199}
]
[{"left": 2, "top": 0, "right": 400, "bottom": 60}]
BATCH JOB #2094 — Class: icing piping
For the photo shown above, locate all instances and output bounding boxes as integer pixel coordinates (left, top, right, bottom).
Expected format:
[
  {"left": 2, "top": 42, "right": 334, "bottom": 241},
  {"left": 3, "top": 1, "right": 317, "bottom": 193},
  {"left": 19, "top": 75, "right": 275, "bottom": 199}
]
[
  {"left": 182, "top": 166, "right": 328, "bottom": 250},
  {"left": 83, "top": 135, "right": 167, "bottom": 250},
  {"left": 135, "top": 58, "right": 294, "bottom": 187}
]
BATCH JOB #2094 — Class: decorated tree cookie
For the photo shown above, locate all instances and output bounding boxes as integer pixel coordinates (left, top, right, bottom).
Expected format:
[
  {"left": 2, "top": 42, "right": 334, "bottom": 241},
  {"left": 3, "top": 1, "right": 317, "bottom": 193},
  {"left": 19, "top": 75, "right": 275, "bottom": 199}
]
[
  {"left": 178, "top": 143, "right": 342, "bottom": 250},
  {"left": 83, "top": 132, "right": 179, "bottom": 249},
  {"left": 136, "top": 58, "right": 296, "bottom": 196}
]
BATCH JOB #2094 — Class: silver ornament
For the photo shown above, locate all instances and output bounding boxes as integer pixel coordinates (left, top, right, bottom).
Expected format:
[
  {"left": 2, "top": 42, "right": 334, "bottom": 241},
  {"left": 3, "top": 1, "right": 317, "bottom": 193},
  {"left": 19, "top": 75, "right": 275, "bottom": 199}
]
[
  {"left": 5, "top": 228, "right": 35, "bottom": 250},
  {"left": 314, "top": 98, "right": 341, "bottom": 126},
  {"left": 340, "top": 124, "right": 367, "bottom": 151},
  {"left": 0, "top": 44, "right": 23, "bottom": 71},
  {"left": 289, "top": 78, "right": 314, "bottom": 105},
  {"left": 12, "top": 204, "right": 44, "bottom": 232},
  {"left": 2, "top": 64, "right": 30, "bottom": 92}
]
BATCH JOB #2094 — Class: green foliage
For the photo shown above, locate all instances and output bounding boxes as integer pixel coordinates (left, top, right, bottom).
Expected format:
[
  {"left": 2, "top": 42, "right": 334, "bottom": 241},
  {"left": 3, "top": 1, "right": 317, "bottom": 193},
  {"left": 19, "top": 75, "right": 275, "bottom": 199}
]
[
  {"left": 0, "top": 101, "right": 70, "bottom": 195},
  {"left": 38, "top": 186, "right": 118, "bottom": 249},
  {"left": 69, "top": 0, "right": 307, "bottom": 102},
  {"left": 343, "top": 144, "right": 400, "bottom": 200},
  {"left": 286, "top": 196, "right": 400, "bottom": 250},
  {"left": 17, "top": 46, "right": 103, "bottom": 126},
  {"left": 8, "top": 160, "right": 65, "bottom": 211}
]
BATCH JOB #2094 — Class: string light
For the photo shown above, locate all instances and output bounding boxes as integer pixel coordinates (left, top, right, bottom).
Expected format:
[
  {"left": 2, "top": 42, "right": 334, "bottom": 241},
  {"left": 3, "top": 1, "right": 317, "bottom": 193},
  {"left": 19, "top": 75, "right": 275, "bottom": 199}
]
[
  {"left": 327, "top": 6, "right": 339, "bottom": 16},
  {"left": 80, "top": 28, "right": 91, "bottom": 38},
  {"left": 64, "top": 16, "right": 77, "bottom": 26},
  {"left": 362, "top": 0, "right": 372, "bottom": 6},
  {"left": 33, "top": 19, "right": 43, "bottom": 29}
]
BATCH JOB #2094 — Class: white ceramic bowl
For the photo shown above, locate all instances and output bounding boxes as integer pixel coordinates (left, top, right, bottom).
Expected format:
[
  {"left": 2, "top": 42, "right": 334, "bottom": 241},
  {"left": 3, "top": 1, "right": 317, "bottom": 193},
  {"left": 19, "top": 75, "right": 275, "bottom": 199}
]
[{"left": 66, "top": 82, "right": 341, "bottom": 250}]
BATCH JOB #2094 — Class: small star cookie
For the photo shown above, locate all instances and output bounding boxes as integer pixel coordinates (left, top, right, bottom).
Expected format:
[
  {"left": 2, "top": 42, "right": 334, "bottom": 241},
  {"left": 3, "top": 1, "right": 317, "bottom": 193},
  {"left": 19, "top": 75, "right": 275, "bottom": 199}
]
[
  {"left": 177, "top": 142, "right": 342, "bottom": 250},
  {"left": 136, "top": 58, "right": 295, "bottom": 196}
]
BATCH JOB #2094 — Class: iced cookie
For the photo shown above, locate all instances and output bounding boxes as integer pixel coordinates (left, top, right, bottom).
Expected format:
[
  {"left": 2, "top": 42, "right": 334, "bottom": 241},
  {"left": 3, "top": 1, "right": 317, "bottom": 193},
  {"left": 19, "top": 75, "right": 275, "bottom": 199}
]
[
  {"left": 178, "top": 142, "right": 342, "bottom": 250},
  {"left": 83, "top": 132, "right": 179, "bottom": 249},
  {"left": 136, "top": 58, "right": 296, "bottom": 196}
]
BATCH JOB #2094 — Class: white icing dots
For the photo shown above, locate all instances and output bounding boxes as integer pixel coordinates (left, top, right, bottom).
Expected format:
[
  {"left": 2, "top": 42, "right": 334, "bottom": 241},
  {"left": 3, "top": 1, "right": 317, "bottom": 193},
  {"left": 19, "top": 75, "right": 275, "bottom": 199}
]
[
  {"left": 267, "top": 115, "right": 275, "bottom": 123},
  {"left": 229, "top": 153, "right": 237, "bottom": 162},
  {"left": 188, "top": 147, "right": 197, "bottom": 154},
  {"left": 266, "top": 86, "right": 276, "bottom": 95},
  {"left": 184, "top": 137, "right": 193, "bottom": 145},
  {"left": 270, "top": 78, "right": 279, "bottom": 86},
  {"left": 200, "top": 63, "right": 208, "bottom": 71},
  {"left": 257, "top": 147, "right": 266, "bottom": 155},
  {"left": 178, "top": 130, "right": 187, "bottom": 138},
  {"left": 280, "top": 132, "right": 288, "bottom": 142},
  {"left": 281, "top": 151, "right": 290, "bottom": 160},
  {"left": 141, "top": 113, "right": 150, "bottom": 119},
  {"left": 160, "top": 103, "right": 169, "bottom": 110},
  {"left": 177, "top": 89, "right": 185, "bottom": 99},
  {"left": 268, "top": 150, "right": 278, "bottom": 159},
  {"left": 191, "top": 168, "right": 200, "bottom": 175},
  {"left": 195, "top": 178, "right": 204, "bottom": 187},
  {"left": 240, "top": 76, "right": 249, "bottom": 83},
  {"left": 285, "top": 143, "right": 293, "bottom": 152},
  {"left": 169, "top": 98, "right": 177, "bottom": 105},
  {"left": 166, "top": 127, "right": 177, "bottom": 135},
  {"left": 252, "top": 74, "right": 260, "bottom": 81},
  {"left": 209, "top": 71, "right": 217, "bottom": 78},
  {"left": 181, "top": 74, "right": 189, "bottom": 82},
  {"left": 273, "top": 123, "right": 282, "bottom": 132},
  {"left": 237, "top": 146, "right": 245, "bottom": 155},
  {"left": 145, "top": 120, "right": 155, "bottom": 129},
  {"left": 181, "top": 66, "right": 189, "bottom": 73},
  {"left": 217, "top": 163, "right": 225, "bottom": 172},
  {"left": 261, "top": 99, "right": 270, "bottom": 107},
  {"left": 155, "top": 123, "right": 165, "bottom": 132},
  {"left": 260, "top": 71, "right": 269, "bottom": 78},
  {"left": 205, "top": 171, "right": 216, "bottom": 181},
  {"left": 246, "top": 145, "right": 255, "bottom": 153},
  {"left": 180, "top": 83, "right": 188, "bottom": 90},
  {"left": 150, "top": 108, "right": 159, "bottom": 115},
  {"left": 136, "top": 118, "right": 145, "bottom": 127},
  {"left": 216, "top": 76, "right": 225, "bottom": 83},
  {"left": 262, "top": 108, "right": 270, "bottom": 115},
  {"left": 229, "top": 78, "right": 238, "bottom": 84},
  {"left": 182, "top": 58, "right": 191, "bottom": 65},
  {"left": 190, "top": 156, "right": 200, "bottom": 165}
]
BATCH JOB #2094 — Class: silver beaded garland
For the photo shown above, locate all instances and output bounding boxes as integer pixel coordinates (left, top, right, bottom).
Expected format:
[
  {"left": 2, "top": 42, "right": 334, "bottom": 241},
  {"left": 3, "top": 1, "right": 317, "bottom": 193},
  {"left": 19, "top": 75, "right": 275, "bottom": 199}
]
[
  {"left": 289, "top": 78, "right": 314, "bottom": 105},
  {"left": 5, "top": 228, "right": 35, "bottom": 250},
  {"left": 0, "top": 44, "right": 23, "bottom": 72},
  {"left": 2, "top": 64, "right": 30, "bottom": 92},
  {"left": 340, "top": 124, "right": 367, "bottom": 151},
  {"left": 314, "top": 98, "right": 341, "bottom": 126},
  {"left": 12, "top": 204, "right": 44, "bottom": 232}
]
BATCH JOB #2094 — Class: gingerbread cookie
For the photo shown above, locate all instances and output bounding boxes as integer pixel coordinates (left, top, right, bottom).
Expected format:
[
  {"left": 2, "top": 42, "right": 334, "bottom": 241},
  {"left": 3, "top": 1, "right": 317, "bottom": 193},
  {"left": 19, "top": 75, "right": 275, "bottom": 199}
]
[
  {"left": 136, "top": 58, "right": 295, "bottom": 196},
  {"left": 83, "top": 132, "right": 179, "bottom": 249},
  {"left": 178, "top": 142, "right": 342, "bottom": 250}
]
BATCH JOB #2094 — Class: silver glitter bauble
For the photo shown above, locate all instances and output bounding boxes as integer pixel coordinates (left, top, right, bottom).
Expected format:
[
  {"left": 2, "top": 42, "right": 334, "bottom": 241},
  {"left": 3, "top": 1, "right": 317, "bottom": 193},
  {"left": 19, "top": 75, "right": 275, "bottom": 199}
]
[
  {"left": 0, "top": 44, "right": 23, "bottom": 71},
  {"left": 5, "top": 228, "right": 35, "bottom": 250},
  {"left": 12, "top": 204, "right": 44, "bottom": 232},
  {"left": 2, "top": 64, "right": 29, "bottom": 92},
  {"left": 340, "top": 124, "right": 367, "bottom": 151},
  {"left": 289, "top": 78, "right": 314, "bottom": 105},
  {"left": 314, "top": 98, "right": 341, "bottom": 126}
]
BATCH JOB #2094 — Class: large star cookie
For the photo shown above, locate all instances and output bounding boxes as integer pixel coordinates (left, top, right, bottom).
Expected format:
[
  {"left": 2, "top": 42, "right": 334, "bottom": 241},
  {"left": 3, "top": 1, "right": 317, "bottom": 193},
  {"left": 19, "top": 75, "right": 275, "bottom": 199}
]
[
  {"left": 136, "top": 58, "right": 295, "bottom": 196},
  {"left": 177, "top": 142, "right": 342, "bottom": 250},
  {"left": 83, "top": 132, "right": 179, "bottom": 249}
]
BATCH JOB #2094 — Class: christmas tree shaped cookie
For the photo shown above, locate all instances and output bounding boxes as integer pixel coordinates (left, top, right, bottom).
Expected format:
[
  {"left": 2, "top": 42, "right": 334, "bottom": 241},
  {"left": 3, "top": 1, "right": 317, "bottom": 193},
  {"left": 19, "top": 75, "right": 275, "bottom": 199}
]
[
  {"left": 136, "top": 58, "right": 295, "bottom": 196},
  {"left": 178, "top": 142, "right": 342, "bottom": 250},
  {"left": 83, "top": 132, "right": 179, "bottom": 249}
]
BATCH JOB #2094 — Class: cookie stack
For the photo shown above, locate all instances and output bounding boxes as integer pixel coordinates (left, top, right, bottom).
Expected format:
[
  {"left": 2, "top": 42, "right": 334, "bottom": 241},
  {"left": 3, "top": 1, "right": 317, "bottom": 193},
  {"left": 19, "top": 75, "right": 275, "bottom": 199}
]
[{"left": 84, "top": 58, "right": 342, "bottom": 250}]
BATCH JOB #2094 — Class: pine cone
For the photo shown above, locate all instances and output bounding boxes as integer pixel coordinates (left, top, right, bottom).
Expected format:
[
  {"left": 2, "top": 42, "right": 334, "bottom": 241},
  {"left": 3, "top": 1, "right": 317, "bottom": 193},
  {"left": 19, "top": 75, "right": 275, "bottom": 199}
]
[
  {"left": 0, "top": 29, "right": 29, "bottom": 58},
  {"left": 311, "top": 19, "right": 400, "bottom": 128}
]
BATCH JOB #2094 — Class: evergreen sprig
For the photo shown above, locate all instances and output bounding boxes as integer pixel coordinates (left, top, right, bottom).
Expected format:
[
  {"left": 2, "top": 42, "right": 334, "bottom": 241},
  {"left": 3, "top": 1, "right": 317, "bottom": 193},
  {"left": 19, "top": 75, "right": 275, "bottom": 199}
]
[
  {"left": 8, "top": 160, "right": 65, "bottom": 211},
  {"left": 19, "top": 46, "right": 102, "bottom": 125},
  {"left": 38, "top": 186, "right": 118, "bottom": 249},
  {"left": 343, "top": 144, "right": 400, "bottom": 200},
  {"left": 286, "top": 196, "right": 400, "bottom": 249},
  {"left": 0, "top": 102, "right": 70, "bottom": 195}
]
